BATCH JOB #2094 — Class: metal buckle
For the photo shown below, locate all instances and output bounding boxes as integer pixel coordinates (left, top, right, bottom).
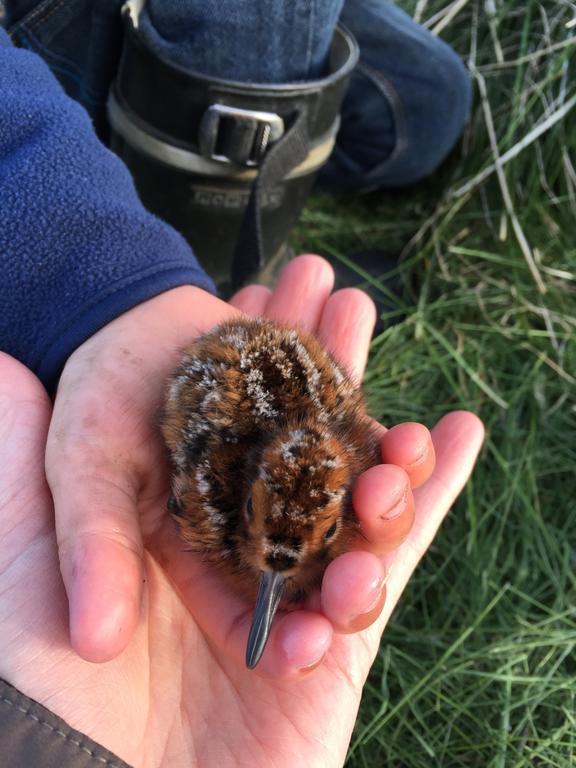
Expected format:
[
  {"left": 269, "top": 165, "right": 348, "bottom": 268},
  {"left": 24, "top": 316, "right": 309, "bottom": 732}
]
[{"left": 199, "top": 104, "right": 285, "bottom": 167}]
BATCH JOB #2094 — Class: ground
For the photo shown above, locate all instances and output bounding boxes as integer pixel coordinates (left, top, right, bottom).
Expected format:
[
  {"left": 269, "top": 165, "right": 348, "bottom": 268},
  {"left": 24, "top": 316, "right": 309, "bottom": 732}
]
[{"left": 294, "top": 1, "right": 576, "bottom": 764}]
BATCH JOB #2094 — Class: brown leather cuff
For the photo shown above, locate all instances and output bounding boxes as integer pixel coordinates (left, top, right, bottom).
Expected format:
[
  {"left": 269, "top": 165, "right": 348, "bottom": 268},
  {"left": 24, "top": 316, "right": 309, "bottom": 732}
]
[{"left": 0, "top": 679, "right": 132, "bottom": 768}]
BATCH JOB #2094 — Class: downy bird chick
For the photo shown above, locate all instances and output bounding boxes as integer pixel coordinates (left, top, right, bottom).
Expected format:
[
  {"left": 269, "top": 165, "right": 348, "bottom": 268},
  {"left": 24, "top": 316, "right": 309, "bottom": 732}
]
[{"left": 161, "top": 318, "right": 380, "bottom": 668}]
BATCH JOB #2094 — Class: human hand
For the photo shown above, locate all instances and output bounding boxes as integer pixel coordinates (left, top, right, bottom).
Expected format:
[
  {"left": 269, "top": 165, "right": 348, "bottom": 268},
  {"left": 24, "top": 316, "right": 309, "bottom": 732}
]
[
  {"left": 0, "top": 349, "right": 483, "bottom": 766},
  {"left": 45, "top": 255, "right": 440, "bottom": 671}
]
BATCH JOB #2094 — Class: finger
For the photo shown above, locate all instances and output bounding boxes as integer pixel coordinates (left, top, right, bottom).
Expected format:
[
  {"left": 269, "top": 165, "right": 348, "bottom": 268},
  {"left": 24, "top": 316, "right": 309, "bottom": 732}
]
[
  {"left": 0, "top": 354, "right": 52, "bottom": 570},
  {"left": 317, "top": 288, "right": 377, "bottom": 383},
  {"left": 264, "top": 254, "right": 334, "bottom": 331},
  {"left": 380, "top": 422, "right": 436, "bottom": 489},
  {"left": 229, "top": 284, "right": 272, "bottom": 315},
  {"left": 230, "top": 608, "right": 334, "bottom": 679},
  {"left": 46, "top": 431, "right": 145, "bottom": 663},
  {"left": 352, "top": 464, "right": 415, "bottom": 553},
  {"left": 378, "top": 411, "right": 485, "bottom": 628},
  {"left": 321, "top": 551, "right": 386, "bottom": 634},
  {"left": 154, "top": 523, "right": 333, "bottom": 679}
]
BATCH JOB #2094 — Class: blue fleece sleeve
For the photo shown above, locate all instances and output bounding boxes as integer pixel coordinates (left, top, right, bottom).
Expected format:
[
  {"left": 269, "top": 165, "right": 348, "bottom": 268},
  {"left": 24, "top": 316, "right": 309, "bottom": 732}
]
[{"left": 0, "top": 28, "right": 215, "bottom": 391}]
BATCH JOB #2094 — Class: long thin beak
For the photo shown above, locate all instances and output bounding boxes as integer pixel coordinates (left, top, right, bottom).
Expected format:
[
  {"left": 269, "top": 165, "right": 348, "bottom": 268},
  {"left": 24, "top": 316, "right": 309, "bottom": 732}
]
[{"left": 246, "top": 571, "right": 285, "bottom": 669}]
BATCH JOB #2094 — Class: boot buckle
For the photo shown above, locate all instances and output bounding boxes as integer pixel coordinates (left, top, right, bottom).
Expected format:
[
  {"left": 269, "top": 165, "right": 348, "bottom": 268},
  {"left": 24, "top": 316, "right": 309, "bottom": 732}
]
[{"left": 199, "top": 104, "right": 285, "bottom": 167}]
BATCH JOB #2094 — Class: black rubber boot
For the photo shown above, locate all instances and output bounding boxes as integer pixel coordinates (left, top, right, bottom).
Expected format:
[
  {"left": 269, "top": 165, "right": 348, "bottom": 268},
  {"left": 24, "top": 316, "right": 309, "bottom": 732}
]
[{"left": 107, "top": 0, "right": 358, "bottom": 294}]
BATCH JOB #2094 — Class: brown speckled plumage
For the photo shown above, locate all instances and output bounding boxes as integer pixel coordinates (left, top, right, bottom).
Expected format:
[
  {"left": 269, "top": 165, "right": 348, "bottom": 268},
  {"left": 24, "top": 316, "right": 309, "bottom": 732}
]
[{"left": 161, "top": 317, "right": 380, "bottom": 607}]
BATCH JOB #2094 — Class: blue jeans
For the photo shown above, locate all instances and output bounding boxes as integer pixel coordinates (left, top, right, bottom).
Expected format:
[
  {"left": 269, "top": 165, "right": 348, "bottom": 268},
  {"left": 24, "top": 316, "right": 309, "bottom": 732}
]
[{"left": 4, "top": 0, "right": 471, "bottom": 190}]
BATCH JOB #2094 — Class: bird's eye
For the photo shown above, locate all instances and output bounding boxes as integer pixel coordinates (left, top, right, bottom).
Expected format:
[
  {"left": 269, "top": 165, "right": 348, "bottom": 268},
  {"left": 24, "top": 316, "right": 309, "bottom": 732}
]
[
  {"left": 324, "top": 521, "right": 338, "bottom": 541},
  {"left": 245, "top": 496, "right": 254, "bottom": 522}
]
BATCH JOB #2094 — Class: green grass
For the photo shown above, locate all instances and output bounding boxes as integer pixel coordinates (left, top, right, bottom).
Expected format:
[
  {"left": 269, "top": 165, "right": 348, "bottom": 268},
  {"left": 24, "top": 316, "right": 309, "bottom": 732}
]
[{"left": 296, "top": 1, "right": 576, "bottom": 765}]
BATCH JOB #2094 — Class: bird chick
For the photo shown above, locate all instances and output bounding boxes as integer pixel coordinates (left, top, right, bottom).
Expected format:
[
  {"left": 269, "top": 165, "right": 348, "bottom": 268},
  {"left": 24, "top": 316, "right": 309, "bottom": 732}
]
[{"left": 161, "top": 318, "right": 380, "bottom": 668}]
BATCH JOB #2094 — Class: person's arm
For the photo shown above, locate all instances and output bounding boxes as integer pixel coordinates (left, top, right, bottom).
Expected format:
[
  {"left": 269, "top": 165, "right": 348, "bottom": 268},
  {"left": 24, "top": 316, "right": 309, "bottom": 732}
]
[{"left": 0, "top": 27, "right": 215, "bottom": 392}]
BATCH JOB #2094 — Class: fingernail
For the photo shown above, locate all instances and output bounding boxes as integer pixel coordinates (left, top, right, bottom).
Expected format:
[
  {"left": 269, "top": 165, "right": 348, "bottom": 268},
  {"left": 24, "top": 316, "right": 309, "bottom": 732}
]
[
  {"left": 364, "top": 572, "right": 386, "bottom": 611},
  {"left": 282, "top": 622, "right": 331, "bottom": 671},
  {"left": 348, "top": 575, "right": 386, "bottom": 631},
  {"left": 380, "top": 488, "right": 408, "bottom": 520},
  {"left": 297, "top": 656, "right": 325, "bottom": 674},
  {"left": 406, "top": 445, "right": 428, "bottom": 467}
]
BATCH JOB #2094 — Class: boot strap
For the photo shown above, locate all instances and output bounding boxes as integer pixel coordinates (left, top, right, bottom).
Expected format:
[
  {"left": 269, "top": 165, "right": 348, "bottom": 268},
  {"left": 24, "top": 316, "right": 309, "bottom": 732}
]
[
  {"left": 233, "top": 109, "right": 309, "bottom": 285},
  {"left": 107, "top": 92, "right": 338, "bottom": 180}
]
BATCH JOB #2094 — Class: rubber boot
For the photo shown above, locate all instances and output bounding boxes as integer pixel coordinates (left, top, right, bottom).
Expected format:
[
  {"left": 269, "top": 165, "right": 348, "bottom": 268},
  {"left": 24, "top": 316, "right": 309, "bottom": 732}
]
[{"left": 107, "top": 0, "right": 358, "bottom": 294}]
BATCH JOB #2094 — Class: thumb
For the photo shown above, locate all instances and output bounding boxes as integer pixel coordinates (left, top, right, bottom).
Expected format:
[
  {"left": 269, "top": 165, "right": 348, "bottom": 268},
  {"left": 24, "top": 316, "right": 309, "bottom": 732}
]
[{"left": 45, "top": 381, "right": 146, "bottom": 664}]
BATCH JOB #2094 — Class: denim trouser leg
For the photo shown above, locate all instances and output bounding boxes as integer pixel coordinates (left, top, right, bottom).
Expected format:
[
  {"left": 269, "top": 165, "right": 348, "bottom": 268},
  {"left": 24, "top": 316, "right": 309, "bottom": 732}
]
[
  {"left": 140, "top": 0, "right": 345, "bottom": 82},
  {"left": 318, "top": 0, "right": 473, "bottom": 191},
  {"left": 5, "top": 0, "right": 472, "bottom": 190}
]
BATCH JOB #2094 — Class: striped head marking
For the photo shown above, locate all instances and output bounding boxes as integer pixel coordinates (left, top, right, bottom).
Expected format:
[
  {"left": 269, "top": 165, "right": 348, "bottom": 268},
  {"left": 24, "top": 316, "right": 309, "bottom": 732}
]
[{"left": 242, "top": 424, "right": 355, "bottom": 581}]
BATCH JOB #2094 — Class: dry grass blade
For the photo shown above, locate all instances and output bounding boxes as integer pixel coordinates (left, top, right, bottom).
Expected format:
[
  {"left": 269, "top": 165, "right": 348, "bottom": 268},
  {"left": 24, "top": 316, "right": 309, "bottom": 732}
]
[
  {"left": 451, "top": 92, "right": 576, "bottom": 200},
  {"left": 472, "top": 68, "right": 547, "bottom": 293}
]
